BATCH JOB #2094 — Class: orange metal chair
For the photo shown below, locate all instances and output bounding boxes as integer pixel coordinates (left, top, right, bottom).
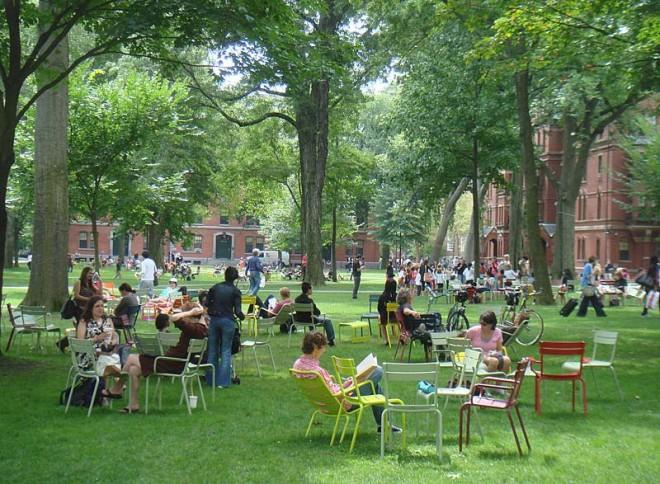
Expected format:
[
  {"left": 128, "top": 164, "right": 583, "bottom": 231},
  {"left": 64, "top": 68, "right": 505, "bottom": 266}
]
[
  {"left": 459, "top": 358, "right": 531, "bottom": 456},
  {"left": 531, "top": 341, "right": 587, "bottom": 416}
]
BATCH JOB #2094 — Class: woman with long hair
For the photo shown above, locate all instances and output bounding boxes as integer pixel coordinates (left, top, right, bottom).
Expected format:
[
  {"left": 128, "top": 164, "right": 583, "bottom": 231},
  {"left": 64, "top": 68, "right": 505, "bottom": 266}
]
[{"left": 73, "top": 266, "right": 102, "bottom": 313}]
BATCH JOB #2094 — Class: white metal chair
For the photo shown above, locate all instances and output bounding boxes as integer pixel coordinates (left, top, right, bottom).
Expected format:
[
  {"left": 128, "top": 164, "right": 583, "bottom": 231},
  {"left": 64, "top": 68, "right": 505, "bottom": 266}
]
[
  {"left": 65, "top": 338, "right": 101, "bottom": 417},
  {"left": 562, "top": 330, "right": 623, "bottom": 400},
  {"left": 429, "top": 332, "right": 459, "bottom": 369},
  {"left": 241, "top": 314, "right": 276, "bottom": 377},
  {"left": 381, "top": 362, "right": 443, "bottom": 460},
  {"left": 5, "top": 304, "right": 45, "bottom": 353},
  {"left": 19, "top": 305, "right": 61, "bottom": 349},
  {"left": 288, "top": 303, "right": 323, "bottom": 348}
]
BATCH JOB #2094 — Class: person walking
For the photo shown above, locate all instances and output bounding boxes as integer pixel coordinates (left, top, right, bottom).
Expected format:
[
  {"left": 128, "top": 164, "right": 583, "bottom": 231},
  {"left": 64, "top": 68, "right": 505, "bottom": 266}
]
[
  {"left": 351, "top": 257, "right": 362, "bottom": 299},
  {"left": 139, "top": 250, "right": 157, "bottom": 297},
  {"left": 640, "top": 255, "right": 659, "bottom": 317},
  {"left": 246, "top": 248, "right": 263, "bottom": 296},
  {"left": 577, "top": 256, "right": 606, "bottom": 317}
]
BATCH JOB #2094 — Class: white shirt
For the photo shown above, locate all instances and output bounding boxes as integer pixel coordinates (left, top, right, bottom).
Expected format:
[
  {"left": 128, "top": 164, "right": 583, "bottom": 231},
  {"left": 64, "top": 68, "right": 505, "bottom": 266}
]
[
  {"left": 140, "top": 258, "right": 157, "bottom": 282},
  {"left": 504, "top": 268, "right": 518, "bottom": 280}
]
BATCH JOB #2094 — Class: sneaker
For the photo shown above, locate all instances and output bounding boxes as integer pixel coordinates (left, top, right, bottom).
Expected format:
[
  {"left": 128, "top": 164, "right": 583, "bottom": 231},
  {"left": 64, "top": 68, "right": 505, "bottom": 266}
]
[
  {"left": 328, "top": 340, "right": 336, "bottom": 347},
  {"left": 377, "top": 425, "right": 402, "bottom": 434}
]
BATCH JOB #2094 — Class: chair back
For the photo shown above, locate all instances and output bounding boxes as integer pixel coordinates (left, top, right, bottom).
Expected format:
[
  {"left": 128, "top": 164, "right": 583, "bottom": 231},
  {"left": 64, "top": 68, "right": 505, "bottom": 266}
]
[
  {"left": 241, "top": 295, "right": 257, "bottom": 313},
  {"left": 292, "top": 303, "right": 314, "bottom": 324},
  {"left": 385, "top": 303, "right": 398, "bottom": 324},
  {"left": 592, "top": 330, "right": 618, "bottom": 363},
  {"left": 368, "top": 294, "right": 379, "bottom": 312},
  {"left": 17, "top": 305, "right": 47, "bottom": 327},
  {"left": 185, "top": 338, "right": 207, "bottom": 362},
  {"left": 448, "top": 337, "right": 470, "bottom": 365},
  {"left": 157, "top": 332, "right": 181, "bottom": 355},
  {"left": 458, "top": 348, "right": 483, "bottom": 390},
  {"left": 274, "top": 304, "right": 293, "bottom": 325},
  {"left": 508, "top": 358, "right": 530, "bottom": 405},
  {"left": 383, "top": 361, "right": 440, "bottom": 407},
  {"left": 289, "top": 369, "right": 343, "bottom": 415},
  {"left": 331, "top": 356, "right": 363, "bottom": 401},
  {"left": 69, "top": 338, "right": 97, "bottom": 376},
  {"left": 135, "top": 333, "right": 161, "bottom": 356},
  {"left": 538, "top": 341, "right": 586, "bottom": 378},
  {"left": 125, "top": 305, "right": 141, "bottom": 327}
]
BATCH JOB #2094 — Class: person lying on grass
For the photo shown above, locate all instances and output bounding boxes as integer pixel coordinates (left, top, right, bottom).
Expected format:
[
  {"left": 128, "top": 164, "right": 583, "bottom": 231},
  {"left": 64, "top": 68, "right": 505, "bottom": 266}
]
[
  {"left": 292, "top": 331, "right": 400, "bottom": 433},
  {"left": 105, "top": 303, "right": 208, "bottom": 413}
]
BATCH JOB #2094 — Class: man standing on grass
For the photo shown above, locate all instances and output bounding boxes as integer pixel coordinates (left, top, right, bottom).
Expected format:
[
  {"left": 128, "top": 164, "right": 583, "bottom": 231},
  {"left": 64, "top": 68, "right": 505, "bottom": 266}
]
[
  {"left": 246, "top": 248, "right": 263, "bottom": 296},
  {"left": 352, "top": 256, "right": 362, "bottom": 299},
  {"left": 139, "top": 250, "right": 157, "bottom": 298}
]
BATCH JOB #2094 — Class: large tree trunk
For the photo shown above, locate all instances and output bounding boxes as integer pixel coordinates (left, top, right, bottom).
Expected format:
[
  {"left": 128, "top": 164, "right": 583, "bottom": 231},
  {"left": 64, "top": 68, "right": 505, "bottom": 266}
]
[
  {"left": 515, "top": 69, "right": 554, "bottom": 304},
  {"left": 5, "top": 211, "right": 16, "bottom": 268},
  {"left": 23, "top": 21, "right": 69, "bottom": 311},
  {"left": 432, "top": 178, "right": 468, "bottom": 261},
  {"left": 508, "top": 169, "right": 524, "bottom": 267},
  {"left": 463, "top": 181, "right": 488, "bottom": 263},
  {"left": 146, "top": 223, "right": 164, "bottom": 269},
  {"left": 295, "top": 79, "right": 328, "bottom": 287}
]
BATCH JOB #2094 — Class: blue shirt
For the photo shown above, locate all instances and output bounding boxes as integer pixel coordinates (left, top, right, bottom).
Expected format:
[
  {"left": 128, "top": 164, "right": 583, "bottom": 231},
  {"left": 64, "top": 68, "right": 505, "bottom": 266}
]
[
  {"left": 247, "top": 255, "right": 262, "bottom": 274},
  {"left": 581, "top": 263, "right": 593, "bottom": 287}
]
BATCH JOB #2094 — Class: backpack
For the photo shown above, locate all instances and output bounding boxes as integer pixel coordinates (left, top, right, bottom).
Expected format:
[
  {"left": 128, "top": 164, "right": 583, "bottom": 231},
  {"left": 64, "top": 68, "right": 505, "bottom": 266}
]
[
  {"left": 60, "top": 378, "right": 105, "bottom": 407},
  {"left": 231, "top": 324, "right": 241, "bottom": 355}
]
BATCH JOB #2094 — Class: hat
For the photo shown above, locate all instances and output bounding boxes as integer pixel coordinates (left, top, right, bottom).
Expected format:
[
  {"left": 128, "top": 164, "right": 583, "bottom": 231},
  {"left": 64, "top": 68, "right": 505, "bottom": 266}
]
[{"left": 169, "top": 277, "right": 178, "bottom": 284}]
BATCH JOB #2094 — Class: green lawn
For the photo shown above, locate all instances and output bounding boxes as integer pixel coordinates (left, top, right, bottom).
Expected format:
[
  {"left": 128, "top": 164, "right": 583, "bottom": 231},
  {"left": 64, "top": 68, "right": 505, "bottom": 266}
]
[{"left": 1, "top": 266, "right": 659, "bottom": 483}]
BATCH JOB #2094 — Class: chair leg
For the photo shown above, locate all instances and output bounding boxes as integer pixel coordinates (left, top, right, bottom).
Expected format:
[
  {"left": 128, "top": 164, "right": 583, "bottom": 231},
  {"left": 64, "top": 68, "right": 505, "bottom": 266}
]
[
  {"left": 507, "top": 409, "right": 523, "bottom": 456},
  {"left": 436, "top": 409, "right": 443, "bottom": 460},
  {"left": 65, "top": 374, "right": 79, "bottom": 414},
  {"left": 145, "top": 377, "right": 150, "bottom": 414},
  {"left": 88, "top": 377, "right": 100, "bottom": 418},
  {"left": 590, "top": 367, "right": 600, "bottom": 398},
  {"left": 380, "top": 409, "right": 388, "bottom": 458},
  {"left": 581, "top": 378, "right": 588, "bottom": 415},
  {"left": 267, "top": 345, "right": 276, "bottom": 373},
  {"left": 305, "top": 411, "right": 318, "bottom": 438},
  {"left": 331, "top": 409, "right": 342, "bottom": 445},
  {"left": 5, "top": 328, "right": 15, "bottom": 352},
  {"left": 196, "top": 376, "right": 207, "bottom": 411},
  {"left": 252, "top": 346, "right": 262, "bottom": 377},
  {"left": 473, "top": 407, "right": 484, "bottom": 442},
  {"left": 182, "top": 377, "right": 191, "bottom": 415},
  {"left": 610, "top": 367, "right": 623, "bottom": 401},
  {"left": 349, "top": 407, "right": 364, "bottom": 454},
  {"left": 534, "top": 377, "right": 542, "bottom": 415},
  {"left": 572, "top": 380, "right": 576, "bottom": 412},
  {"left": 515, "top": 405, "right": 531, "bottom": 452}
]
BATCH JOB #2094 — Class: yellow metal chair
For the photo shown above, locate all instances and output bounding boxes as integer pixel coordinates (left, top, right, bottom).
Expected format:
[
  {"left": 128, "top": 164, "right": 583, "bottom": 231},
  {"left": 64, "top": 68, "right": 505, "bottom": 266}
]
[
  {"left": 384, "top": 302, "right": 400, "bottom": 348},
  {"left": 241, "top": 295, "right": 258, "bottom": 336},
  {"left": 332, "top": 356, "right": 403, "bottom": 453}
]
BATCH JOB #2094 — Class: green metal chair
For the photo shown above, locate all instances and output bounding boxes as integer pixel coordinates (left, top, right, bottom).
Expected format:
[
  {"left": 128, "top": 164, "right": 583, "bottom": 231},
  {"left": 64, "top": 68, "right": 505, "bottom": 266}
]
[
  {"left": 381, "top": 362, "right": 443, "bottom": 460},
  {"left": 360, "top": 294, "right": 379, "bottom": 335},
  {"left": 5, "top": 304, "right": 45, "bottom": 353},
  {"left": 240, "top": 308, "right": 281, "bottom": 376},
  {"left": 288, "top": 303, "right": 323, "bottom": 348},
  {"left": 145, "top": 338, "right": 208, "bottom": 415}
]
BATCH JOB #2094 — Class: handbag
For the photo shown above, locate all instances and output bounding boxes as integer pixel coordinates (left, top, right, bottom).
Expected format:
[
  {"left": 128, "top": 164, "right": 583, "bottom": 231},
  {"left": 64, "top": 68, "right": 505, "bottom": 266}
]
[
  {"left": 60, "top": 298, "right": 79, "bottom": 320},
  {"left": 581, "top": 286, "right": 597, "bottom": 297},
  {"left": 635, "top": 273, "right": 654, "bottom": 288}
]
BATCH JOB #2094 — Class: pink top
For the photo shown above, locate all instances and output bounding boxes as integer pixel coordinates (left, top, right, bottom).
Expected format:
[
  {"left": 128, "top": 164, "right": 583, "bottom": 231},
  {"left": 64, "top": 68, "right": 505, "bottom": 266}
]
[
  {"left": 271, "top": 299, "right": 292, "bottom": 315},
  {"left": 465, "top": 326, "right": 503, "bottom": 353},
  {"left": 292, "top": 355, "right": 353, "bottom": 409}
]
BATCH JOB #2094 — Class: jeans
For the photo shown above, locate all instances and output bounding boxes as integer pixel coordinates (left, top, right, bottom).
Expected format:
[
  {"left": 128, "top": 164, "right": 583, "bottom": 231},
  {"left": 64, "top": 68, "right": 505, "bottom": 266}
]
[
  {"left": 315, "top": 316, "right": 335, "bottom": 343},
  {"left": 248, "top": 272, "right": 261, "bottom": 296},
  {"left": 139, "top": 280, "right": 154, "bottom": 297},
  {"left": 352, "top": 275, "right": 361, "bottom": 298},
  {"left": 206, "top": 316, "right": 235, "bottom": 387},
  {"left": 352, "top": 365, "right": 384, "bottom": 425}
]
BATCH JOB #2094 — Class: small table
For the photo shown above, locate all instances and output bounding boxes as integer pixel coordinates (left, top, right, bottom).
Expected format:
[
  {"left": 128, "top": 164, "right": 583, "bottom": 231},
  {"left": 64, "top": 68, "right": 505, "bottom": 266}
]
[{"left": 338, "top": 321, "right": 371, "bottom": 343}]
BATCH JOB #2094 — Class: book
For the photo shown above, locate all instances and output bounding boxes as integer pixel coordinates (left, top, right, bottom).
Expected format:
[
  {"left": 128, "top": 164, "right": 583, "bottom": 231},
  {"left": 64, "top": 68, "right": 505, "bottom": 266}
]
[{"left": 356, "top": 353, "right": 377, "bottom": 380}]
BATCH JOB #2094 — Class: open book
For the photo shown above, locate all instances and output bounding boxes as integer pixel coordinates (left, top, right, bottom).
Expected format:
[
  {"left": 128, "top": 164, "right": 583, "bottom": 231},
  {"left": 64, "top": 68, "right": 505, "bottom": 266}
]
[{"left": 356, "top": 353, "right": 378, "bottom": 380}]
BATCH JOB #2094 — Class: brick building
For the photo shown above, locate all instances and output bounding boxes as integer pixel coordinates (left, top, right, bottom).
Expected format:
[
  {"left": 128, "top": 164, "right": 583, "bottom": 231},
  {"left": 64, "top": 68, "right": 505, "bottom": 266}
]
[
  {"left": 483, "top": 124, "right": 659, "bottom": 271},
  {"left": 68, "top": 211, "right": 380, "bottom": 265}
]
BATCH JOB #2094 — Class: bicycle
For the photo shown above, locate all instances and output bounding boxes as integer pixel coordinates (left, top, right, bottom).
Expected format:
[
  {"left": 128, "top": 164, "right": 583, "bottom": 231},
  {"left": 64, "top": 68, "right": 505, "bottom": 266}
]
[
  {"left": 499, "top": 288, "right": 544, "bottom": 346},
  {"left": 445, "top": 290, "right": 470, "bottom": 331}
]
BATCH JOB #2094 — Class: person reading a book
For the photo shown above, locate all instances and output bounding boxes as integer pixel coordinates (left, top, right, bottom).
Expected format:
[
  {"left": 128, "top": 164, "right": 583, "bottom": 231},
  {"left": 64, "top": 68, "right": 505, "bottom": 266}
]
[{"left": 292, "top": 331, "right": 400, "bottom": 433}]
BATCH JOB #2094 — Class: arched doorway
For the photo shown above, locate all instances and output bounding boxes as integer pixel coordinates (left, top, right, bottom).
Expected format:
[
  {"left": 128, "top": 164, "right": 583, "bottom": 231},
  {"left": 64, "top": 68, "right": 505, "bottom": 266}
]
[
  {"left": 490, "top": 239, "right": 498, "bottom": 258},
  {"left": 215, "top": 234, "right": 232, "bottom": 259}
]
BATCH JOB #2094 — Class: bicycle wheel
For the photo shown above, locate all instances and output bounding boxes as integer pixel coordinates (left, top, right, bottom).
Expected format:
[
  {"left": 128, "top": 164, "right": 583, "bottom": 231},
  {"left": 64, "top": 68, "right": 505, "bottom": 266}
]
[
  {"left": 448, "top": 311, "right": 469, "bottom": 332},
  {"left": 515, "top": 310, "right": 544, "bottom": 346}
]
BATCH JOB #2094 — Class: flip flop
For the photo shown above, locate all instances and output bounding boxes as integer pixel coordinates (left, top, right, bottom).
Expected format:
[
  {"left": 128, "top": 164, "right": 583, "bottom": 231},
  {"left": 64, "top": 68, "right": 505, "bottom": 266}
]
[
  {"left": 101, "top": 389, "right": 123, "bottom": 399},
  {"left": 119, "top": 407, "right": 139, "bottom": 414}
]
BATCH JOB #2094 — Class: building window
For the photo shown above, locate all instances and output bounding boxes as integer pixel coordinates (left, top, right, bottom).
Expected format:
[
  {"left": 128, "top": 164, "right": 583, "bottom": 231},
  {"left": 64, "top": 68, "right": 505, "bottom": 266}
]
[
  {"left": 255, "top": 236, "right": 265, "bottom": 251},
  {"left": 245, "top": 236, "right": 254, "bottom": 254},
  {"left": 618, "top": 240, "right": 630, "bottom": 261},
  {"left": 219, "top": 215, "right": 229, "bottom": 225},
  {"left": 596, "top": 239, "right": 601, "bottom": 260},
  {"left": 79, "top": 232, "right": 88, "bottom": 249},
  {"left": 577, "top": 238, "right": 586, "bottom": 260},
  {"left": 597, "top": 155, "right": 603, "bottom": 175},
  {"left": 194, "top": 235, "right": 203, "bottom": 251},
  {"left": 245, "top": 216, "right": 259, "bottom": 227},
  {"left": 193, "top": 215, "right": 204, "bottom": 224},
  {"left": 597, "top": 193, "right": 602, "bottom": 219}
]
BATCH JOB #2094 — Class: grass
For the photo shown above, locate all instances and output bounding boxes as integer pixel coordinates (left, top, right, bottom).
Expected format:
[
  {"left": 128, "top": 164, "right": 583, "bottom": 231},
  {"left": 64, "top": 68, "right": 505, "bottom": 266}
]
[{"left": 1, "top": 266, "right": 659, "bottom": 483}]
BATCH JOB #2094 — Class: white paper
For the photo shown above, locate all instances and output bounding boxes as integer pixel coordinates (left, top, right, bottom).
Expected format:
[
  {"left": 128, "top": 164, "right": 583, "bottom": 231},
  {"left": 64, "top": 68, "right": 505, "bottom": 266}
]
[{"left": 356, "top": 353, "right": 377, "bottom": 377}]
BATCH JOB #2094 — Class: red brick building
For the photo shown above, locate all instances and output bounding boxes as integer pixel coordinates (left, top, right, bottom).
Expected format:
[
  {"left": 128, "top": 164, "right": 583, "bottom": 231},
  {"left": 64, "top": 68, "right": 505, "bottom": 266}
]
[
  {"left": 68, "top": 211, "right": 380, "bottom": 265},
  {"left": 483, "top": 124, "right": 659, "bottom": 271}
]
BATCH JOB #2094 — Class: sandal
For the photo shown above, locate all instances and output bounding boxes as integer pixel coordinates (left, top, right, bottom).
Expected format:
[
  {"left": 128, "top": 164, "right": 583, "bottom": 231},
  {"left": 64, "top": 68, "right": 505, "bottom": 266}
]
[
  {"left": 119, "top": 407, "right": 139, "bottom": 414},
  {"left": 101, "top": 389, "right": 123, "bottom": 399}
]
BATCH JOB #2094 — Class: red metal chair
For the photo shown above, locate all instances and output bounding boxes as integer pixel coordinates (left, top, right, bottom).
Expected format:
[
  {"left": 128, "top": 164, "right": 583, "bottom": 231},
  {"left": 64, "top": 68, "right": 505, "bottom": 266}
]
[
  {"left": 531, "top": 341, "right": 587, "bottom": 416},
  {"left": 459, "top": 358, "right": 531, "bottom": 456}
]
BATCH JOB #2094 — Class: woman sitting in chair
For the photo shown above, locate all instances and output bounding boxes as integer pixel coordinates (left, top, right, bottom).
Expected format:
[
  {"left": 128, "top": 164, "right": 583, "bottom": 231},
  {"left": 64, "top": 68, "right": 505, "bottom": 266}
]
[
  {"left": 76, "top": 295, "right": 121, "bottom": 393},
  {"left": 395, "top": 288, "right": 421, "bottom": 333},
  {"left": 105, "top": 303, "right": 208, "bottom": 413},
  {"left": 292, "top": 332, "right": 400, "bottom": 433},
  {"left": 377, "top": 279, "right": 397, "bottom": 343},
  {"left": 462, "top": 311, "right": 511, "bottom": 373},
  {"left": 269, "top": 287, "right": 293, "bottom": 315}
]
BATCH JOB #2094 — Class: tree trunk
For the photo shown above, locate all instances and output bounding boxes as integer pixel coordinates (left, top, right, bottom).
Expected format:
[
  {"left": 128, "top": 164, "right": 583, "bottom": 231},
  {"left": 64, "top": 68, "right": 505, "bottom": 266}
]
[
  {"left": 23, "top": 20, "right": 70, "bottom": 311},
  {"left": 508, "top": 169, "right": 524, "bottom": 268},
  {"left": 432, "top": 178, "right": 468, "bottom": 261},
  {"left": 463, "top": 181, "right": 488, "bottom": 263},
  {"left": 515, "top": 69, "right": 554, "bottom": 304},
  {"left": 295, "top": 79, "right": 328, "bottom": 287},
  {"left": 91, "top": 212, "right": 100, "bottom": 272},
  {"left": 381, "top": 245, "right": 390, "bottom": 268},
  {"left": 471, "top": 141, "right": 481, "bottom": 266},
  {"left": 5, "top": 211, "right": 16, "bottom": 268},
  {"left": 146, "top": 224, "right": 164, "bottom": 269},
  {"left": 331, "top": 204, "right": 337, "bottom": 282}
]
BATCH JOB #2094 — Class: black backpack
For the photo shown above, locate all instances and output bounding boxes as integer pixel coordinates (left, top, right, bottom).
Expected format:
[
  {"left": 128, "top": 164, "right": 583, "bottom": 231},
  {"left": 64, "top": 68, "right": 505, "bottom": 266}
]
[{"left": 60, "top": 378, "right": 105, "bottom": 407}]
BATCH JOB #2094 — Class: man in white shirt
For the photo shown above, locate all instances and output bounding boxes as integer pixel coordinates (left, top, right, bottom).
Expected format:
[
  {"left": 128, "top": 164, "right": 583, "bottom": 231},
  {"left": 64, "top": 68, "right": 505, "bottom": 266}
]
[{"left": 139, "top": 250, "right": 157, "bottom": 297}]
